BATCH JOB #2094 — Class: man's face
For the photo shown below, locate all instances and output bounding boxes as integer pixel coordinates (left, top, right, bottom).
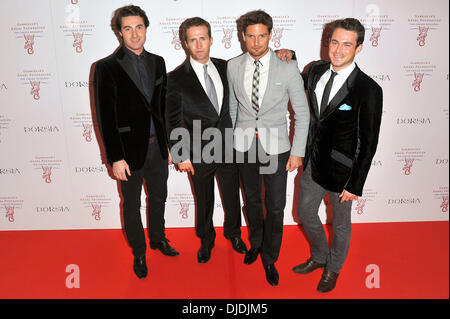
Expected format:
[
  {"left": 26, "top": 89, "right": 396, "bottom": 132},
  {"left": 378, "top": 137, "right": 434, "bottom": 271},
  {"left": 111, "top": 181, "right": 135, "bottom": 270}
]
[
  {"left": 185, "top": 25, "right": 212, "bottom": 64},
  {"left": 328, "top": 27, "right": 363, "bottom": 71},
  {"left": 243, "top": 23, "right": 272, "bottom": 59},
  {"left": 119, "top": 15, "right": 147, "bottom": 55}
]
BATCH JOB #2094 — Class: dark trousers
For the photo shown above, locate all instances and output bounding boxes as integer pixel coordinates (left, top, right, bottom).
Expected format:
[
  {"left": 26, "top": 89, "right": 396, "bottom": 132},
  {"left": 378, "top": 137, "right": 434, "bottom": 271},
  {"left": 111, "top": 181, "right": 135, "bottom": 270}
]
[
  {"left": 297, "top": 164, "right": 353, "bottom": 273},
  {"left": 120, "top": 141, "right": 168, "bottom": 257},
  {"left": 237, "top": 140, "right": 290, "bottom": 266},
  {"left": 190, "top": 162, "right": 242, "bottom": 248}
]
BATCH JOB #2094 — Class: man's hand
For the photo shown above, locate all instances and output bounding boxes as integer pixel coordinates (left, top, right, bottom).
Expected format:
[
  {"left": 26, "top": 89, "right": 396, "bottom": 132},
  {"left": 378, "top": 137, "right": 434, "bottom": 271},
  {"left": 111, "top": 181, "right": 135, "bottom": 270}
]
[
  {"left": 276, "top": 49, "right": 294, "bottom": 63},
  {"left": 339, "top": 189, "right": 358, "bottom": 203},
  {"left": 168, "top": 149, "right": 173, "bottom": 165},
  {"left": 112, "top": 159, "right": 131, "bottom": 181},
  {"left": 285, "top": 155, "right": 303, "bottom": 172},
  {"left": 177, "top": 158, "right": 195, "bottom": 175}
]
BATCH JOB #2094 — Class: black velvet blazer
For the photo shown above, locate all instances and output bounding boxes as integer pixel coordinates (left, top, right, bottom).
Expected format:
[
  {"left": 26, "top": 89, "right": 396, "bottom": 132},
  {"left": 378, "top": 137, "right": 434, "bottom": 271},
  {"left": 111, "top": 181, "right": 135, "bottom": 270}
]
[
  {"left": 303, "top": 60, "right": 383, "bottom": 196},
  {"left": 165, "top": 58, "right": 232, "bottom": 164},
  {"left": 93, "top": 46, "right": 168, "bottom": 170}
]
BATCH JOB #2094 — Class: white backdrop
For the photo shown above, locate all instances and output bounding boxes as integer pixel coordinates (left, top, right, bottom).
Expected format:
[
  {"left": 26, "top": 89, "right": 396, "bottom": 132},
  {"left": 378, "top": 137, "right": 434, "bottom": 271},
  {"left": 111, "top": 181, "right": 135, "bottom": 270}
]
[{"left": 0, "top": 0, "right": 448, "bottom": 230}]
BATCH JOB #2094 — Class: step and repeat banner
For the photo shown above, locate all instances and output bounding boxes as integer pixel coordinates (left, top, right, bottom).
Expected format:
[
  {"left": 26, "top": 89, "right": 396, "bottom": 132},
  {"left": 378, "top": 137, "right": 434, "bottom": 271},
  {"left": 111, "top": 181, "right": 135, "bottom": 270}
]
[{"left": 0, "top": 0, "right": 448, "bottom": 230}]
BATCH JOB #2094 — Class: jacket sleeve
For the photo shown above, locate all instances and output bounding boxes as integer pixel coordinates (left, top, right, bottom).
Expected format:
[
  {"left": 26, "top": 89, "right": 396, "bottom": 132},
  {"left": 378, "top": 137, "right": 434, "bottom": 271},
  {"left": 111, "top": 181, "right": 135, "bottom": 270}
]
[
  {"left": 165, "top": 75, "right": 190, "bottom": 163},
  {"left": 287, "top": 60, "right": 310, "bottom": 157},
  {"left": 344, "top": 82, "right": 383, "bottom": 196},
  {"left": 93, "top": 61, "right": 124, "bottom": 165}
]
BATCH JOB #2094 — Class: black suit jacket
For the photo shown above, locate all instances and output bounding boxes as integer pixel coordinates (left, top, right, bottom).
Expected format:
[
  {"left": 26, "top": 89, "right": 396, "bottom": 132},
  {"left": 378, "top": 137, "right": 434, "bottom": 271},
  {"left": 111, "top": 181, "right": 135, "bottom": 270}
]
[
  {"left": 93, "top": 46, "right": 168, "bottom": 170},
  {"left": 166, "top": 58, "right": 232, "bottom": 164},
  {"left": 303, "top": 61, "right": 383, "bottom": 196}
]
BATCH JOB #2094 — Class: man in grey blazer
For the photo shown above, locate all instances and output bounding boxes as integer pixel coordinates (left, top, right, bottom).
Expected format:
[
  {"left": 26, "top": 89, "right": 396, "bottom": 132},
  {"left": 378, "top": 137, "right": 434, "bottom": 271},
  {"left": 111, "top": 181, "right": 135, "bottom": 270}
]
[{"left": 228, "top": 10, "right": 310, "bottom": 286}]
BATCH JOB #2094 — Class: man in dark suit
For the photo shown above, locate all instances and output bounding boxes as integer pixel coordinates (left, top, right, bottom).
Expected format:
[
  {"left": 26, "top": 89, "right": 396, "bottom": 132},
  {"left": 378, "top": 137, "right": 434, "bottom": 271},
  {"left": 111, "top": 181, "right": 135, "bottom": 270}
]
[
  {"left": 93, "top": 5, "right": 179, "bottom": 280},
  {"left": 292, "top": 18, "right": 383, "bottom": 293},
  {"left": 166, "top": 17, "right": 247, "bottom": 263}
]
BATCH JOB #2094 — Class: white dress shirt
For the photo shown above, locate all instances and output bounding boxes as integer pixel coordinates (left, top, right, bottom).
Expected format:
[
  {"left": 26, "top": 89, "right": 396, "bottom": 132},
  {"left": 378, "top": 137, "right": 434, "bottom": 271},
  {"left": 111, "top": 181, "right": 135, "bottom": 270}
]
[
  {"left": 190, "top": 56, "right": 224, "bottom": 112},
  {"left": 244, "top": 51, "right": 271, "bottom": 108},
  {"left": 315, "top": 62, "right": 356, "bottom": 112}
]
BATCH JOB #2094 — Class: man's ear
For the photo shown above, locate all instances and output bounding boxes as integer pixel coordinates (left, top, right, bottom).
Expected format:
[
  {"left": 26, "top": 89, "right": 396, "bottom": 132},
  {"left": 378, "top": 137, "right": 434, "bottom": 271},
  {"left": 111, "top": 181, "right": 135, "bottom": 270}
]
[{"left": 356, "top": 43, "right": 363, "bottom": 54}]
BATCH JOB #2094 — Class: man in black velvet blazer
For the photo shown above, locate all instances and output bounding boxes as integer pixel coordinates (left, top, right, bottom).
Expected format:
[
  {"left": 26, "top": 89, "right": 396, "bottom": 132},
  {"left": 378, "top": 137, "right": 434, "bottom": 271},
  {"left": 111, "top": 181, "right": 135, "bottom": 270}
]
[
  {"left": 93, "top": 5, "right": 178, "bottom": 280},
  {"left": 292, "top": 18, "right": 383, "bottom": 293},
  {"left": 166, "top": 17, "right": 247, "bottom": 263}
]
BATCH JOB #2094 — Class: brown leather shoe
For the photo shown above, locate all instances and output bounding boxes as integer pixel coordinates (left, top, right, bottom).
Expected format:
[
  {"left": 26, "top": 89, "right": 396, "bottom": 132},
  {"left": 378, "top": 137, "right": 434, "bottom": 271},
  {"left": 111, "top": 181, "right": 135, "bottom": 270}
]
[
  {"left": 292, "top": 258, "right": 326, "bottom": 274},
  {"left": 317, "top": 269, "right": 339, "bottom": 293}
]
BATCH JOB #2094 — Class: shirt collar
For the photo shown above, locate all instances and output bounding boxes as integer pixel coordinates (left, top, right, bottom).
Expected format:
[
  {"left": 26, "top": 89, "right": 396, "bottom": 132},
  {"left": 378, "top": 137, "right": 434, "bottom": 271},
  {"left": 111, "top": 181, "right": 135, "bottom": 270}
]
[
  {"left": 190, "top": 56, "right": 212, "bottom": 71},
  {"left": 330, "top": 61, "right": 356, "bottom": 78},
  {"left": 123, "top": 46, "right": 147, "bottom": 59},
  {"left": 247, "top": 49, "right": 271, "bottom": 67}
]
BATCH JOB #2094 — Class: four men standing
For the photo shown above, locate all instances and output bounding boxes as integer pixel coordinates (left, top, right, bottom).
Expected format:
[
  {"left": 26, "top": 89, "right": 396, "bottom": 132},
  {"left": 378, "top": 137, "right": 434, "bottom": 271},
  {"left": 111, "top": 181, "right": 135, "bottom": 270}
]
[{"left": 94, "top": 5, "right": 382, "bottom": 293}]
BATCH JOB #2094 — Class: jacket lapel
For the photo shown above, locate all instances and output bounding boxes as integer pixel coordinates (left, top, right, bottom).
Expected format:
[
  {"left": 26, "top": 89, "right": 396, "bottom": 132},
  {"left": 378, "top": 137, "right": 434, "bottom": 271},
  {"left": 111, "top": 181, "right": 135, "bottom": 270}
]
[
  {"left": 145, "top": 53, "right": 156, "bottom": 104},
  {"left": 320, "top": 65, "right": 360, "bottom": 120},
  {"left": 258, "top": 49, "right": 275, "bottom": 114},
  {"left": 115, "top": 47, "right": 152, "bottom": 107},
  {"left": 310, "top": 62, "right": 330, "bottom": 119},
  {"left": 185, "top": 60, "right": 220, "bottom": 117},
  {"left": 237, "top": 55, "right": 252, "bottom": 112}
]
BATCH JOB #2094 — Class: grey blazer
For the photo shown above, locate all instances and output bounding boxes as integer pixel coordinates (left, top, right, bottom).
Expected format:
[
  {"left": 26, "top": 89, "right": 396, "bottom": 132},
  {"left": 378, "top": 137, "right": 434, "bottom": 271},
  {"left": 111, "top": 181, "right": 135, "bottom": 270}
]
[{"left": 228, "top": 49, "right": 310, "bottom": 156}]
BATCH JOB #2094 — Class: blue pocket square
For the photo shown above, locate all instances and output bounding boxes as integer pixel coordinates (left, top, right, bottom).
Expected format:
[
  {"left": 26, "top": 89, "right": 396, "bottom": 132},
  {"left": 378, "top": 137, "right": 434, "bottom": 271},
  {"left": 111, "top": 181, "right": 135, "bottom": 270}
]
[{"left": 339, "top": 104, "right": 352, "bottom": 111}]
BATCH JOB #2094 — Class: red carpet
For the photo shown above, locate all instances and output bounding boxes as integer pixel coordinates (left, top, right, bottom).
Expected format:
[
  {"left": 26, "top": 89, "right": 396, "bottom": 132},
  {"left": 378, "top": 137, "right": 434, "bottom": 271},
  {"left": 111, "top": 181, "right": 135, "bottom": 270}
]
[{"left": 0, "top": 222, "right": 448, "bottom": 299}]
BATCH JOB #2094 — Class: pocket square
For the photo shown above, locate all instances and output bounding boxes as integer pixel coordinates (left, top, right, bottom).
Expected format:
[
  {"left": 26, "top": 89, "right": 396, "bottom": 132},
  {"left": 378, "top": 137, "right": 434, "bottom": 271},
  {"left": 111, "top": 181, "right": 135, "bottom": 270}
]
[{"left": 339, "top": 104, "right": 352, "bottom": 111}]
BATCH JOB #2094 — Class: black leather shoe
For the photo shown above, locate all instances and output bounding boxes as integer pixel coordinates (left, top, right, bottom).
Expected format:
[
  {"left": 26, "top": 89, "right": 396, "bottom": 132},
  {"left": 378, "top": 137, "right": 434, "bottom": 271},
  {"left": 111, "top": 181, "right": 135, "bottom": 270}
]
[
  {"left": 264, "top": 263, "right": 279, "bottom": 286},
  {"left": 197, "top": 244, "right": 214, "bottom": 263},
  {"left": 229, "top": 237, "right": 247, "bottom": 254},
  {"left": 133, "top": 255, "right": 148, "bottom": 279},
  {"left": 317, "top": 269, "right": 339, "bottom": 293},
  {"left": 292, "top": 258, "right": 326, "bottom": 274},
  {"left": 244, "top": 248, "right": 260, "bottom": 265},
  {"left": 150, "top": 239, "right": 180, "bottom": 257}
]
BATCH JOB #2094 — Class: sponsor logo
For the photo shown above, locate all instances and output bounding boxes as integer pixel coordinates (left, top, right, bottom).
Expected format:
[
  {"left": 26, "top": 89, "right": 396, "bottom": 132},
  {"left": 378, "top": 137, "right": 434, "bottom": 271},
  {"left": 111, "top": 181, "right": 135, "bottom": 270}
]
[
  {"left": 18, "top": 69, "right": 51, "bottom": 100},
  {"left": 179, "top": 202, "right": 189, "bottom": 219},
  {"left": 355, "top": 189, "right": 377, "bottom": 215},
  {"left": 387, "top": 198, "right": 421, "bottom": 205},
  {"left": 0, "top": 115, "right": 12, "bottom": 143},
  {"left": 30, "top": 156, "right": 63, "bottom": 184},
  {"left": 36, "top": 206, "right": 70, "bottom": 213},
  {"left": 271, "top": 28, "right": 284, "bottom": 48},
  {"left": 408, "top": 14, "right": 442, "bottom": 47},
  {"left": 74, "top": 166, "right": 107, "bottom": 173},
  {"left": 10, "top": 22, "right": 46, "bottom": 55},
  {"left": 0, "top": 197, "right": 24, "bottom": 223},
  {"left": 159, "top": 18, "right": 186, "bottom": 51},
  {"left": 69, "top": 113, "right": 97, "bottom": 143},
  {"left": 394, "top": 148, "right": 425, "bottom": 175},
  {"left": 403, "top": 61, "right": 435, "bottom": 92},
  {"left": 396, "top": 117, "right": 431, "bottom": 125},
  {"left": 59, "top": 20, "right": 94, "bottom": 54},
  {"left": 222, "top": 28, "right": 233, "bottom": 49},
  {"left": 0, "top": 168, "right": 21, "bottom": 175},
  {"left": 369, "top": 27, "right": 381, "bottom": 47},
  {"left": 24, "top": 126, "right": 60, "bottom": 133},
  {"left": 360, "top": 6, "right": 395, "bottom": 48},
  {"left": 80, "top": 195, "right": 112, "bottom": 221},
  {"left": 433, "top": 186, "right": 449, "bottom": 213}
]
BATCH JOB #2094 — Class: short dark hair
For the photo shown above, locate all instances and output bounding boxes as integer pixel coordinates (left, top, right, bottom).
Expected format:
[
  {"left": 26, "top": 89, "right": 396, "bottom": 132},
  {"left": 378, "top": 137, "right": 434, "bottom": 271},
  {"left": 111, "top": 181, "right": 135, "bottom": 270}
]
[
  {"left": 240, "top": 10, "right": 273, "bottom": 34},
  {"left": 180, "top": 17, "right": 211, "bottom": 42},
  {"left": 330, "top": 18, "right": 365, "bottom": 46},
  {"left": 113, "top": 5, "right": 149, "bottom": 32}
]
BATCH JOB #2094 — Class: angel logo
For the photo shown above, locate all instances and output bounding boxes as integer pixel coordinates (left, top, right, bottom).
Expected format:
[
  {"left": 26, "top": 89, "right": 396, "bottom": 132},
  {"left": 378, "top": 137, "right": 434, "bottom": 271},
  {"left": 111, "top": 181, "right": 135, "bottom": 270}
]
[
  {"left": 171, "top": 29, "right": 181, "bottom": 50},
  {"left": 42, "top": 166, "right": 52, "bottom": 183},
  {"left": 370, "top": 27, "right": 382, "bottom": 47},
  {"left": 71, "top": 0, "right": 78, "bottom": 4},
  {"left": 72, "top": 32, "right": 83, "bottom": 53},
  {"left": 271, "top": 28, "right": 284, "bottom": 48},
  {"left": 417, "top": 26, "right": 429, "bottom": 47},
  {"left": 5, "top": 205, "right": 15, "bottom": 222},
  {"left": 179, "top": 202, "right": 189, "bottom": 219},
  {"left": 355, "top": 198, "right": 367, "bottom": 215},
  {"left": 24, "top": 34, "right": 35, "bottom": 55},
  {"left": 412, "top": 72, "right": 424, "bottom": 92},
  {"left": 82, "top": 123, "right": 93, "bottom": 142},
  {"left": 222, "top": 28, "right": 233, "bottom": 49},
  {"left": 402, "top": 158, "right": 414, "bottom": 175},
  {"left": 92, "top": 204, "right": 101, "bottom": 220},
  {"left": 441, "top": 196, "right": 449, "bottom": 213},
  {"left": 29, "top": 80, "right": 40, "bottom": 100}
]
